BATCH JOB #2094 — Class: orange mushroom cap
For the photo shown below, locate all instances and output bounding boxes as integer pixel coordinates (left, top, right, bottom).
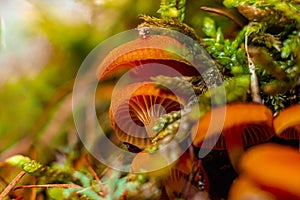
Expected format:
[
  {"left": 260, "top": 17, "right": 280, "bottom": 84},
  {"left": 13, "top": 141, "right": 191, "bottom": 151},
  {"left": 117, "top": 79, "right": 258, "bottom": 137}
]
[
  {"left": 130, "top": 150, "right": 174, "bottom": 178},
  {"left": 97, "top": 35, "right": 199, "bottom": 81},
  {"left": 110, "top": 82, "right": 185, "bottom": 148},
  {"left": 163, "top": 152, "right": 206, "bottom": 199},
  {"left": 228, "top": 174, "right": 275, "bottom": 200},
  {"left": 238, "top": 143, "right": 300, "bottom": 199},
  {"left": 273, "top": 104, "right": 300, "bottom": 140},
  {"left": 191, "top": 103, "right": 274, "bottom": 169},
  {"left": 192, "top": 103, "right": 273, "bottom": 149},
  {"left": 131, "top": 151, "right": 205, "bottom": 199}
]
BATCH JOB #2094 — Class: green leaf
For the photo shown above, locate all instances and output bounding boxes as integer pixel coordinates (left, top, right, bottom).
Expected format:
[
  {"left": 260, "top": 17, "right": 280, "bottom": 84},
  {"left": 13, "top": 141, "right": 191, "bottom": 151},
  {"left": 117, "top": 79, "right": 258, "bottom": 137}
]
[
  {"left": 6, "top": 155, "right": 31, "bottom": 167},
  {"left": 223, "top": 0, "right": 239, "bottom": 8},
  {"left": 22, "top": 161, "right": 42, "bottom": 174},
  {"left": 217, "top": 56, "right": 232, "bottom": 65},
  {"left": 202, "top": 17, "right": 216, "bottom": 38},
  {"left": 47, "top": 188, "right": 64, "bottom": 200},
  {"left": 113, "top": 177, "right": 127, "bottom": 198},
  {"left": 216, "top": 27, "right": 224, "bottom": 43},
  {"left": 73, "top": 171, "right": 90, "bottom": 188}
]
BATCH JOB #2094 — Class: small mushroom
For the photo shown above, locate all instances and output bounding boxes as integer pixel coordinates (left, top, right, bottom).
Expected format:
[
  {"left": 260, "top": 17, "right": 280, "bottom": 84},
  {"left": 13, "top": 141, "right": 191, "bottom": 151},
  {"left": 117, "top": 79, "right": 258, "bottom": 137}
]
[
  {"left": 131, "top": 151, "right": 207, "bottom": 199},
  {"left": 97, "top": 35, "right": 199, "bottom": 81},
  {"left": 110, "top": 82, "right": 185, "bottom": 148},
  {"left": 130, "top": 150, "right": 175, "bottom": 179},
  {"left": 191, "top": 103, "right": 274, "bottom": 170},
  {"left": 236, "top": 143, "right": 300, "bottom": 199},
  {"left": 273, "top": 104, "right": 300, "bottom": 145},
  {"left": 163, "top": 152, "right": 209, "bottom": 199}
]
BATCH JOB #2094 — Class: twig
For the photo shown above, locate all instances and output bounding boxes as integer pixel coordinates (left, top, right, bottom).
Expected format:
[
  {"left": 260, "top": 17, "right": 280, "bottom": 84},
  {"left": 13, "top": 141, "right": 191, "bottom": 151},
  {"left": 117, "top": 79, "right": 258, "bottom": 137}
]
[
  {"left": 200, "top": 6, "right": 246, "bottom": 28},
  {"left": 14, "top": 183, "right": 82, "bottom": 190},
  {"left": 100, "top": 167, "right": 110, "bottom": 180},
  {"left": 0, "top": 176, "right": 8, "bottom": 185},
  {"left": 84, "top": 155, "right": 106, "bottom": 197},
  {"left": 0, "top": 171, "right": 26, "bottom": 199}
]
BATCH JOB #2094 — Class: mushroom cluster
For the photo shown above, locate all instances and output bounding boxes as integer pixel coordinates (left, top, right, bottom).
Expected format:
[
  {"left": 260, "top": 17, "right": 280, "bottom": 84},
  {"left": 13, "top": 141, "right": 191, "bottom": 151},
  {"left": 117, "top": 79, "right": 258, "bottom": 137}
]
[
  {"left": 97, "top": 33, "right": 300, "bottom": 199},
  {"left": 191, "top": 103, "right": 300, "bottom": 199},
  {"left": 97, "top": 35, "right": 206, "bottom": 199},
  {"left": 98, "top": 34, "right": 197, "bottom": 148}
]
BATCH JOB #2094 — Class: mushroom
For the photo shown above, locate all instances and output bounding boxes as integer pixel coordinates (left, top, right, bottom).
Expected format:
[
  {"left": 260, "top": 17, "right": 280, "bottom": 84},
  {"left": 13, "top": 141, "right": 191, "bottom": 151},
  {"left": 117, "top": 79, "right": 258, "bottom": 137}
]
[
  {"left": 236, "top": 143, "right": 300, "bottom": 199},
  {"left": 97, "top": 35, "right": 199, "bottom": 81},
  {"left": 163, "top": 152, "right": 209, "bottom": 199},
  {"left": 131, "top": 151, "right": 207, "bottom": 199},
  {"left": 130, "top": 150, "right": 175, "bottom": 179},
  {"left": 110, "top": 81, "right": 185, "bottom": 148},
  {"left": 191, "top": 103, "right": 274, "bottom": 170},
  {"left": 228, "top": 174, "right": 275, "bottom": 200},
  {"left": 273, "top": 104, "right": 300, "bottom": 147}
]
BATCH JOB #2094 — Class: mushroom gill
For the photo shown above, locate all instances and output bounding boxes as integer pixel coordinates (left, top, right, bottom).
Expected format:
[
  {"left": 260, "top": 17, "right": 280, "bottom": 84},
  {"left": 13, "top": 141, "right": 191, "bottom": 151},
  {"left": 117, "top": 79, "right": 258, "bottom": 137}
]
[
  {"left": 191, "top": 103, "right": 274, "bottom": 170},
  {"left": 110, "top": 82, "right": 185, "bottom": 148},
  {"left": 273, "top": 104, "right": 300, "bottom": 144}
]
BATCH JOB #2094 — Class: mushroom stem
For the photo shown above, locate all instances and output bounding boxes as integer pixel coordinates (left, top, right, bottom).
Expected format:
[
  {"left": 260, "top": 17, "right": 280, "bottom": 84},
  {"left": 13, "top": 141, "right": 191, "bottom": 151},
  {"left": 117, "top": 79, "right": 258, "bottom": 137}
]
[{"left": 223, "top": 126, "right": 245, "bottom": 170}]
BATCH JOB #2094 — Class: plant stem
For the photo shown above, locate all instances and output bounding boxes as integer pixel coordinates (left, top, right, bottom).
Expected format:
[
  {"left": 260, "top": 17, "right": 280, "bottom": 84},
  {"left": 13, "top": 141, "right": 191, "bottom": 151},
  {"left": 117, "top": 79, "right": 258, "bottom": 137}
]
[
  {"left": 245, "top": 33, "right": 262, "bottom": 103},
  {"left": 0, "top": 171, "right": 26, "bottom": 199}
]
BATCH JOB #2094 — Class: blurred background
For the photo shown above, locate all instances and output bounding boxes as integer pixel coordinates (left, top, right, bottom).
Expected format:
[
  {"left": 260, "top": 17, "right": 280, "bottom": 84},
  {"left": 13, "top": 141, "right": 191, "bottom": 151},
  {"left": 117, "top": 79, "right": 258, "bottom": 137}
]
[{"left": 0, "top": 0, "right": 160, "bottom": 160}]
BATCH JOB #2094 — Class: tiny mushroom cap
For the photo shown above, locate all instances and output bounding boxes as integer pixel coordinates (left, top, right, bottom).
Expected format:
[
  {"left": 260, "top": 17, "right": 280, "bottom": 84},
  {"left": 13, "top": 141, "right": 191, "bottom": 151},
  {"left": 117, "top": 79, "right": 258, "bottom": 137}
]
[
  {"left": 191, "top": 103, "right": 274, "bottom": 170},
  {"left": 228, "top": 174, "right": 275, "bottom": 200},
  {"left": 163, "top": 152, "right": 209, "bottom": 199},
  {"left": 237, "top": 143, "right": 300, "bottom": 199},
  {"left": 130, "top": 150, "right": 174, "bottom": 179},
  {"left": 130, "top": 141, "right": 182, "bottom": 178},
  {"left": 110, "top": 82, "right": 185, "bottom": 148},
  {"left": 97, "top": 35, "right": 199, "bottom": 81},
  {"left": 273, "top": 104, "right": 300, "bottom": 140},
  {"left": 131, "top": 151, "right": 205, "bottom": 199}
]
